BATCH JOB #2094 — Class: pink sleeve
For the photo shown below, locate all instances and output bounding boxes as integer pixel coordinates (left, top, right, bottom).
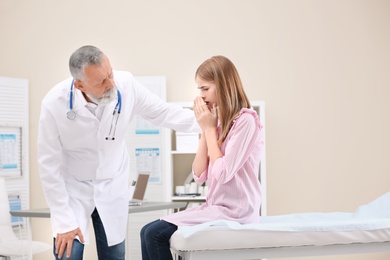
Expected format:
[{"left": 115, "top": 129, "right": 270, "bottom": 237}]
[
  {"left": 193, "top": 168, "right": 208, "bottom": 183},
  {"left": 211, "top": 112, "right": 262, "bottom": 184}
]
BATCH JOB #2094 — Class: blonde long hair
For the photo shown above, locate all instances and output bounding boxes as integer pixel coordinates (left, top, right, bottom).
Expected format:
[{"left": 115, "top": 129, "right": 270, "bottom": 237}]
[{"left": 195, "top": 56, "right": 251, "bottom": 146}]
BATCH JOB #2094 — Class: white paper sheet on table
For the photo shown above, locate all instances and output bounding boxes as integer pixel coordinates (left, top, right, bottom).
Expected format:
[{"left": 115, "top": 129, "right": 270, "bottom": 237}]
[{"left": 178, "top": 191, "right": 390, "bottom": 238}]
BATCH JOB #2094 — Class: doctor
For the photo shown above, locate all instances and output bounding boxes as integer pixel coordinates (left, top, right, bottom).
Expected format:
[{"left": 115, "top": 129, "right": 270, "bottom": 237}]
[{"left": 38, "top": 45, "right": 199, "bottom": 260}]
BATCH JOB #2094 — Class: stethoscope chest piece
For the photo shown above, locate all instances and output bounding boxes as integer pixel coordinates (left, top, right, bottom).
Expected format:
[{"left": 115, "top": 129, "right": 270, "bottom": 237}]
[{"left": 66, "top": 110, "right": 76, "bottom": 120}]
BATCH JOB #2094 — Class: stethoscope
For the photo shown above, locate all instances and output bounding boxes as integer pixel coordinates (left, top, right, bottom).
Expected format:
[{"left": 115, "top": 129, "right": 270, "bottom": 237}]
[{"left": 66, "top": 79, "right": 122, "bottom": 141}]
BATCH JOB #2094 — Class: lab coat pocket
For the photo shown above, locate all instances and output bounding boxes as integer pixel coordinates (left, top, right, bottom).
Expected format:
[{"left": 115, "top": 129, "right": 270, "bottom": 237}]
[{"left": 65, "top": 174, "right": 93, "bottom": 200}]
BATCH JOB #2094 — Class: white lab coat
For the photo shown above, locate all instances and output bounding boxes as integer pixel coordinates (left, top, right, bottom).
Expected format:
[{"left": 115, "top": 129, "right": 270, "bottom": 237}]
[{"left": 38, "top": 71, "right": 199, "bottom": 246}]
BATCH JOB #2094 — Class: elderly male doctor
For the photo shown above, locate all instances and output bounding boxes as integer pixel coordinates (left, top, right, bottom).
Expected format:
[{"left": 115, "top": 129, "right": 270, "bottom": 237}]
[{"left": 38, "top": 45, "right": 199, "bottom": 260}]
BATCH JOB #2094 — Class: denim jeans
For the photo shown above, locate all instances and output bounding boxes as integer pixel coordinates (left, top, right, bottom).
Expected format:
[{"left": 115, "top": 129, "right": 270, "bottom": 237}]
[
  {"left": 140, "top": 219, "right": 178, "bottom": 260},
  {"left": 53, "top": 208, "right": 125, "bottom": 260}
]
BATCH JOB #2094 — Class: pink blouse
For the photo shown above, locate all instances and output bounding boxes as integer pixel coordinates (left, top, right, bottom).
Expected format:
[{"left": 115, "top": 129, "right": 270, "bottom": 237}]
[{"left": 162, "top": 108, "right": 264, "bottom": 226}]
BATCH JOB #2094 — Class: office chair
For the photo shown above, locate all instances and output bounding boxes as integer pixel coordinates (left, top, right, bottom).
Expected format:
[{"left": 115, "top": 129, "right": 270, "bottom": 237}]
[{"left": 0, "top": 177, "right": 50, "bottom": 259}]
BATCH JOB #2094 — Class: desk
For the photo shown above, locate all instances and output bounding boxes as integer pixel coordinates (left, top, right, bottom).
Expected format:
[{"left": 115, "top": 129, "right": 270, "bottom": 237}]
[
  {"left": 10, "top": 201, "right": 187, "bottom": 218},
  {"left": 10, "top": 201, "right": 187, "bottom": 260}
]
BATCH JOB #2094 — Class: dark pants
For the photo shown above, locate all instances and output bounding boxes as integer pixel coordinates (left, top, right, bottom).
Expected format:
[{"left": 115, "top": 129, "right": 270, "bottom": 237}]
[
  {"left": 140, "top": 219, "right": 178, "bottom": 260},
  {"left": 53, "top": 208, "right": 125, "bottom": 260}
]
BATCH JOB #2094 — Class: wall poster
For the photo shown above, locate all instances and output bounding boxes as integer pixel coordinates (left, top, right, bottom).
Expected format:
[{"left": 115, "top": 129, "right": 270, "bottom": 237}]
[{"left": 0, "top": 126, "right": 22, "bottom": 177}]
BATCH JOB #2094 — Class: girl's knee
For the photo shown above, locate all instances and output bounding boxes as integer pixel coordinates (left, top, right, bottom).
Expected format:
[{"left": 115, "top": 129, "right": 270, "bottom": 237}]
[
  {"left": 140, "top": 225, "right": 148, "bottom": 239},
  {"left": 141, "top": 220, "right": 157, "bottom": 239}
]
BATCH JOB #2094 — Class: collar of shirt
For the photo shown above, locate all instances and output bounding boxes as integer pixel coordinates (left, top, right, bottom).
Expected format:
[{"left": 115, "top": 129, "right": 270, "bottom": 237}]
[{"left": 85, "top": 102, "right": 105, "bottom": 121}]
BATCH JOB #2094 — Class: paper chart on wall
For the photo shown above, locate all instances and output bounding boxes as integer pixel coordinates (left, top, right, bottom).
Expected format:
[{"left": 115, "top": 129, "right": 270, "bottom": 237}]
[
  {"left": 135, "top": 148, "right": 161, "bottom": 183},
  {"left": 9, "top": 194, "right": 23, "bottom": 225},
  {"left": 135, "top": 116, "right": 160, "bottom": 135},
  {"left": 0, "top": 127, "right": 22, "bottom": 176},
  {"left": 135, "top": 78, "right": 163, "bottom": 135}
]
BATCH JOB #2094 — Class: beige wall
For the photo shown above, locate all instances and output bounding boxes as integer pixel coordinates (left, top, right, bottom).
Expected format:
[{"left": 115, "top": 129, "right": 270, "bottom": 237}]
[{"left": 1, "top": 0, "right": 389, "bottom": 259}]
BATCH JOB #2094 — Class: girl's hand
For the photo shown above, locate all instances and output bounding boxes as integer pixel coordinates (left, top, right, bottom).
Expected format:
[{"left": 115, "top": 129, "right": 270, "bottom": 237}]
[{"left": 193, "top": 97, "right": 218, "bottom": 131}]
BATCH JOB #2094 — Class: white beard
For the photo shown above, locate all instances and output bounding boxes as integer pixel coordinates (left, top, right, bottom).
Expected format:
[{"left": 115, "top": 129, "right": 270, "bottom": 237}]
[{"left": 86, "top": 87, "right": 117, "bottom": 106}]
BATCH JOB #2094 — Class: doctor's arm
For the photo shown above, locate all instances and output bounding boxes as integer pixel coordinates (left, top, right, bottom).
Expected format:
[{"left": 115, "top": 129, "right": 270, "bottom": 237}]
[
  {"left": 37, "top": 102, "right": 83, "bottom": 256},
  {"left": 132, "top": 79, "right": 201, "bottom": 133}
]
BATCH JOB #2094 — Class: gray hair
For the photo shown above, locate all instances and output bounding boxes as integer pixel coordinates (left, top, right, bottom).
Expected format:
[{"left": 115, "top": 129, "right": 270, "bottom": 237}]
[{"left": 69, "top": 45, "right": 104, "bottom": 80}]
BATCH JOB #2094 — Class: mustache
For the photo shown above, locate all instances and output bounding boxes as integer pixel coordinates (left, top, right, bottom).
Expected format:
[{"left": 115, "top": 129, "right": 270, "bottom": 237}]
[{"left": 103, "top": 88, "right": 115, "bottom": 98}]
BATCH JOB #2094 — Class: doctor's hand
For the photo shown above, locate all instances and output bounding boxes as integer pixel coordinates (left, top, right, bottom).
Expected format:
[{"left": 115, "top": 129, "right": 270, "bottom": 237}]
[
  {"left": 55, "top": 227, "right": 85, "bottom": 259},
  {"left": 193, "top": 96, "right": 218, "bottom": 131}
]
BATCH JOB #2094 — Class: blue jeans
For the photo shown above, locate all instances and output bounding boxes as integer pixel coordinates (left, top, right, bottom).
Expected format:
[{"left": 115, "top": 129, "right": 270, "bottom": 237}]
[
  {"left": 140, "top": 219, "right": 178, "bottom": 260},
  {"left": 53, "top": 208, "right": 125, "bottom": 260}
]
